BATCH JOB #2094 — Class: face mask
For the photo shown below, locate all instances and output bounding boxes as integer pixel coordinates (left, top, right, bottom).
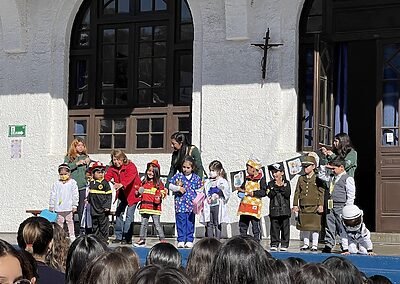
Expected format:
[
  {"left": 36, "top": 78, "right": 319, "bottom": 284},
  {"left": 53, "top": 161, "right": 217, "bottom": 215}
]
[
  {"left": 209, "top": 171, "right": 218, "bottom": 178},
  {"left": 59, "top": 174, "right": 69, "bottom": 181}
]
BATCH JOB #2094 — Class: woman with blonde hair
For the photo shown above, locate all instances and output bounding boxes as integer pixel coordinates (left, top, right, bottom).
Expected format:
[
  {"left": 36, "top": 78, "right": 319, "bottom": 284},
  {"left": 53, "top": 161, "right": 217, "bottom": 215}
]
[
  {"left": 64, "top": 138, "right": 91, "bottom": 236},
  {"left": 105, "top": 149, "right": 141, "bottom": 244}
]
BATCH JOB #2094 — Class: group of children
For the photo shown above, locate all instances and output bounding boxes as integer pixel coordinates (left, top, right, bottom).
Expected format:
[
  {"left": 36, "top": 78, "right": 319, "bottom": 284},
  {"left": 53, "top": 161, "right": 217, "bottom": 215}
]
[{"left": 49, "top": 150, "right": 373, "bottom": 255}]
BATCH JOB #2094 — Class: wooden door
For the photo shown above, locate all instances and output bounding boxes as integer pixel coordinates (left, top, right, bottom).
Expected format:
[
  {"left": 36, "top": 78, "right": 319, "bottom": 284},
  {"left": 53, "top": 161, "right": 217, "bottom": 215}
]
[{"left": 376, "top": 39, "right": 400, "bottom": 232}]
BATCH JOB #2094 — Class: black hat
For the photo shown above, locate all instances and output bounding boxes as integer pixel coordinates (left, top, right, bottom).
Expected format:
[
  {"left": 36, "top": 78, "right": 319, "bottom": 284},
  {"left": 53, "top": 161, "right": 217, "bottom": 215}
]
[{"left": 268, "top": 163, "right": 283, "bottom": 171}]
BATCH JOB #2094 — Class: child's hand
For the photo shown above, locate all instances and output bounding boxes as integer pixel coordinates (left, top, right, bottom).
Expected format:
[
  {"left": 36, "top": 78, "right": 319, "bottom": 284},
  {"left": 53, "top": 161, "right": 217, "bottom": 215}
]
[
  {"left": 236, "top": 187, "right": 245, "bottom": 193},
  {"left": 176, "top": 180, "right": 183, "bottom": 187},
  {"left": 72, "top": 208, "right": 77, "bottom": 213},
  {"left": 138, "top": 187, "right": 145, "bottom": 194},
  {"left": 317, "top": 205, "right": 324, "bottom": 213},
  {"left": 292, "top": 206, "right": 299, "bottom": 213},
  {"left": 49, "top": 207, "right": 54, "bottom": 212},
  {"left": 341, "top": 251, "right": 350, "bottom": 255},
  {"left": 179, "top": 187, "right": 186, "bottom": 194},
  {"left": 104, "top": 208, "right": 110, "bottom": 211}
]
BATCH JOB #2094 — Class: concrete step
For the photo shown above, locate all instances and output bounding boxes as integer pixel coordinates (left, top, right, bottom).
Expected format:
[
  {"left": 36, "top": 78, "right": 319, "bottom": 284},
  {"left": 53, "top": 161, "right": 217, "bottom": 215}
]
[{"left": 371, "top": 232, "right": 400, "bottom": 244}]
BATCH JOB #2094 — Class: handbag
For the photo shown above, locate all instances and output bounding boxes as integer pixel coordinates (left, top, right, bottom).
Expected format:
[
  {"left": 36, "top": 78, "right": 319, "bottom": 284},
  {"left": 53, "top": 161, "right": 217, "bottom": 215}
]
[
  {"left": 39, "top": 209, "right": 58, "bottom": 223},
  {"left": 192, "top": 192, "right": 206, "bottom": 214}
]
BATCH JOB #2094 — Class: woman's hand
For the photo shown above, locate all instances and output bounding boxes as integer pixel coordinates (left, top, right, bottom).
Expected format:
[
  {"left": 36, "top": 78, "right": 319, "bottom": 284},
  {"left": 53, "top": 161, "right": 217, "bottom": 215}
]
[
  {"left": 320, "top": 147, "right": 333, "bottom": 156},
  {"left": 317, "top": 205, "right": 324, "bottom": 213},
  {"left": 114, "top": 183, "right": 123, "bottom": 190}
]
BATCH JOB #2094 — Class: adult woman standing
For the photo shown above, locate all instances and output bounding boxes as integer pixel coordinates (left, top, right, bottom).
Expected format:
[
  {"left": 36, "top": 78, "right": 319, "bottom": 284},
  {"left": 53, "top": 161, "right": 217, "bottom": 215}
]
[
  {"left": 167, "top": 132, "right": 205, "bottom": 184},
  {"left": 64, "top": 138, "right": 91, "bottom": 236},
  {"left": 105, "top": 149, "right": 141, "bottom": 244},
  {"left": 320, "top": 132, "right": 357, "bottom": 177}
]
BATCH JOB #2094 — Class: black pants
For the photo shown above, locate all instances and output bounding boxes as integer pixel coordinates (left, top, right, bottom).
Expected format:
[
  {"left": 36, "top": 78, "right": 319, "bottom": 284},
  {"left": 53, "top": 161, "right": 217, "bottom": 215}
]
[
  {"left": 270, "top": 215, "right": 290, "bottom": 248},
  {"left": 74, "top": 189, "right": 86, "bottom": 236},
  {"left": 239, "top": 215, "right": 261, "bottom": 241},
  {"left": 92, "top": 213, "right": 109, "bottom": 242}
]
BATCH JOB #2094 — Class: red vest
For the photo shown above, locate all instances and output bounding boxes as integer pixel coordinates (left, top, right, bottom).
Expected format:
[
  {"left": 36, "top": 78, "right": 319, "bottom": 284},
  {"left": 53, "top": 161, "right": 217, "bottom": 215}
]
[{"left": 139, "top": 180, "right": 167, "bottom": 215}]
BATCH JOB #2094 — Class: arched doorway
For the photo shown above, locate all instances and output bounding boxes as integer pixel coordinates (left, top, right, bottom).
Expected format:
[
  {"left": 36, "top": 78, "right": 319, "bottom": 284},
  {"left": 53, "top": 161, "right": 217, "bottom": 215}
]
[
  {"left": 68, "top": 0, "right": 194, "bottom": 154},
  {"left": 298, "top": 0, "right": 400, "bottom": 232}
]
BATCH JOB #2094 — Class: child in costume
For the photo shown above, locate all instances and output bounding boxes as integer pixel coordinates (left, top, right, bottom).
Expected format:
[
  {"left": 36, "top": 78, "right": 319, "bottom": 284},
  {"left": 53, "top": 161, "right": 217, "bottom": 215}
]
[
  {"left": 49, "top": 163, "right": 79, "bottom": 241},
  {"left": 168, "top": 156, "right": 203, "bottom": 248},
  {"left": 88, "top": 162, "right": 112, "bottom": 242},
  {"left": 134, "top": 160, "right": 167, "bottom": 247},
  {"left": 266, "top": 163, "right": 291, "bottom": 251},
  {"left": 340, "top": 204, "right": 375, "bottom": 255},
  {"left": 200, "top": 160, "right": 231, "bottom": 240},
  {"left": 236, "top": 157, "right": 267, "bottom": 242},
  {"left": 293, "top": 156, "right": 325, "bottom": 252}
]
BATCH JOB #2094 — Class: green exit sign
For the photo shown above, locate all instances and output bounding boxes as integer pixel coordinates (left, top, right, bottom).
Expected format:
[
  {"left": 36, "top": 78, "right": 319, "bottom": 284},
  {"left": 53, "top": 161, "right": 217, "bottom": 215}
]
[{"left": 8, "top": 125, "right": 26, "bottom": 137}]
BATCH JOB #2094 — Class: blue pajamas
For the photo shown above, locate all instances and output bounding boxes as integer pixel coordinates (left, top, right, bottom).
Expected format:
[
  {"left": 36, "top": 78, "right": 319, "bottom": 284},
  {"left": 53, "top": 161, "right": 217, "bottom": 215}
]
[{"left": 176, "top": 212, "right": 195, "bottom": 242}]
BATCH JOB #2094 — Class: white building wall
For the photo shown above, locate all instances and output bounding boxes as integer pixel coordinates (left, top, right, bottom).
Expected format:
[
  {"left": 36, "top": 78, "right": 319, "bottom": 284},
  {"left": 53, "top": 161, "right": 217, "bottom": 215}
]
[{"left": 0, "top": 0, "right": 305, "bottom": 238}]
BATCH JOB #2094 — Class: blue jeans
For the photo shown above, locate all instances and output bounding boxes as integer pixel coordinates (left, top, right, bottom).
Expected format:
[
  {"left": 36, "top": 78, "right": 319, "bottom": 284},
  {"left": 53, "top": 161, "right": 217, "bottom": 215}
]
[
  {"left": 176, "top": 212, "right": 195, "bottom": 242},
  {"left": 114, "top": 199, "right": 137, "bottom": 241}
]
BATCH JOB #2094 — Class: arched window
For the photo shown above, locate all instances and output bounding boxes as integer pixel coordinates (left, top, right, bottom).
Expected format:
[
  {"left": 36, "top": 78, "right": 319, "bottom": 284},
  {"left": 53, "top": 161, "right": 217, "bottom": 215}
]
[{"left": 68, "top": 0, "right": 193, "bottom": 153}]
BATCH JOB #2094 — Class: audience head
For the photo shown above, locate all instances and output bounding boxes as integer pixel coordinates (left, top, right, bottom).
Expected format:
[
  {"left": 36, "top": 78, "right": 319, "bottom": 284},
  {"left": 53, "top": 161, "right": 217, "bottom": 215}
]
[
  {"left": 369, "top": 275, "right": 393, "bottom": 284},
  {"left": 114, "top": 246, "right": 140, "bottom": 272},
  {"left": 131, "top": 264, "right": 192, "bottom": 284},
  {"left": 268, "top": 258, "right": 292, "bottom": 284},
  {"left": 66, "top": 235, "right": 108, "bottom": 284},
  {"left": 322, "top": 256, "right": 364, "bottom": 284},
  {"left": 146, "top": 242, "right": 182, "bottom": 268},
  {"left": 293, "top": 263, "right": 336, "bottom": 284},
  {"left": 186, "top": 238, "right": 222, "bottom": 284},
  {"left": 0, "top": 239, "right": 31, "bottom": 284},
  {"left": 79, "top": 251, "right": 136, "bottom": 284},
  {"left": 283, "top": 257, "right": 306, "bottom": 279},
  {"left": 46, "top": 222, "right": 70, "bottom": 272},
  {"left": 17, "top": 217, "right": 53, "bottom": 257},
  {"left": 208, "top": 235, "right": 273, "bottom": 284}
]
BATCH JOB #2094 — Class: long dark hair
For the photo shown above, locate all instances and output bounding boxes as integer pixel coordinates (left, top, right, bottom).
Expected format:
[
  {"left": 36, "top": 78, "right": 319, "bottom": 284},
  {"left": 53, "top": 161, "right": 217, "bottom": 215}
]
[
  {"left": 146, "top": 243, "right": 182, "bottom": 268},
  {"left": 143, "top": 162, "right": 161, "bottom": 189},
  {"left": 322, "top": 256, "right": 364, "bottom": 284},
  {"left": 333, "top": 133, "right": 354, "bottom": 158},
  {"left": 17, "top": 216, "right": 53, "bottom": 256},
  {"left": 171, "top": 132, "right": 190, "bottom": 171}
]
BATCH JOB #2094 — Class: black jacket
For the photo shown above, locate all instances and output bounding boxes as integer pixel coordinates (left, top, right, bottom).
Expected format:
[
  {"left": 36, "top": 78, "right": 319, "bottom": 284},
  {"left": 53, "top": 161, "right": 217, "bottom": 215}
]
[{"left": 267, "top": 179, "right": 291, "bottom": 217}]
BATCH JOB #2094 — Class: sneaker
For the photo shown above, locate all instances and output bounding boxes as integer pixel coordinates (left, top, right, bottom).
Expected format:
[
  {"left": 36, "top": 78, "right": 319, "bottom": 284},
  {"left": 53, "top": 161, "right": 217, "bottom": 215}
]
[
  {"left": 300, "top": 245, "right": 310, "bottom": 251},
  {"left": 322, "top": 246, "right": 332, "bottom": 253},
  {"left": 280, "top": 247, "right": 288, "bottom": 252},
  {"left": 177, "top": 242, "right": 185, "bottom": 248},
  {"left": 184, "top": 242, "right": 194, "bottom": 248},
  {"left": 133, "top": 240, "right": 146, "bottom": 247},
  {"left": 270, "top": 246, "right": 278, "bottom": 251},
  {"left": 311, "top": 246, "right": 318, "bottom": 252},
  {"left": 112, "top": 239, "right": 122, "bottom": 244}
]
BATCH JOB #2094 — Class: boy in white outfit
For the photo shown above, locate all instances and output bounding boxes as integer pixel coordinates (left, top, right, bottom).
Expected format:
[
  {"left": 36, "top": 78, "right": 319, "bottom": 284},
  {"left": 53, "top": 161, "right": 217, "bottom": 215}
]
[
  {"left": 49, "top": 164, "right": 79, "bottom": 241},
  {"left": 341, "top": 204, "right": 375, "bottom": 255}
]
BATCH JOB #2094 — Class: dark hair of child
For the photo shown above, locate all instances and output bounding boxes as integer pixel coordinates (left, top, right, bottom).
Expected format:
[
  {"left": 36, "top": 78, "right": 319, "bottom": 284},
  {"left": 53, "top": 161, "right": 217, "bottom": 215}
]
[
  {"left": 328, "top": 156, "right": 346, "bottom": 168},
  {"left": 208, "top": 235, "right": 274, "bottom": 284},
  {"left": 65, "top": 235, "right": 108, "bottom": 284},
  {"left": 293, "top": 263, "right": 336, "bottom": 284},
  {"left": 143, "top": 162, "right": 161, "bottom": 189},
  {"left": 322, "top": 256, "right": 364, "bottom": 284},
  {"left": 17, "top": 217, "right": 53, "bottom": 256},
  {"left": 145, "top": 242, "right": 182, "bottom": 268},
  {"left": 369, "top": 274, "right": 393, "bottom": 284},
  {"left": 209, "top": 160, "right": 227, "bottom": 179},
  {"left": 282, "top": 257, "right": 306, "bottom": 279},
  {"left": 268, "top": 258, "right": 292, "bottom": 283},
  {"left": 46, "top": 222, "right": 70, "bottom": 273},
  {"left": 333, "top": 133, "right": 355, "bottom": 158},
  {"left": 182, "top": 155, "right": 196, "bottom": 172},
  {"left": 131, "top": 264, "right": 192, "bottom": 284},
  {"left": 78, "top": 251, "right": 136, "bottom": 284},
  {"left": 114, "top": 246, "right": 140, "bottom": 272},
  {"left": 186, "top": 237, "right": 222, "bottom": 284}
]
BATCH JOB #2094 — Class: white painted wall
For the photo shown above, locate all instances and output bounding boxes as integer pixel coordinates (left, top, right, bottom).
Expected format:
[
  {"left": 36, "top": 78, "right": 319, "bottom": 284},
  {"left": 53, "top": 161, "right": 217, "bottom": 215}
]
[{"left": 0, "top": 0, "right": 303, "bottom": 239}]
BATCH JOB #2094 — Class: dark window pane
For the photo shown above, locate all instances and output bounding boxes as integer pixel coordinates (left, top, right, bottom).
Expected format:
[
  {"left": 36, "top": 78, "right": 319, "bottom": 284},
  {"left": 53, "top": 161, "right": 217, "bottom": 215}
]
[
  {"left": 75, "top": 92, "right": 89, "bottom": 106},
  {"left": 114, "top": 135, "right": 126, "bottom": 148},
  {"left": 103, "top": 61, "right": 115, "bottom": 84},
  {"left": 118, "top": 0, "right": 130, "bottom": 13},
  {"left": 137, "top": 119, "right": 149, "bottom": 132},
  {"left": 101, "top": 90, "right": 114, "bottom": 105},
  {"left": 82, "top": 8, "right": 90, "bottom": 27},
  {"left": 153, "top": 58, "right": 166, "bottom": 87},
  {"left": 117, "top": 28, "right": 129, "bottom": 43},
  {"left": 103, "top": 29, "right": 115, "bottom": 43},
  {"left": 179, "top": 87, "right": 192, "bottom": 103},
  {"left": 181, "top": 0, "right": 192, "bottom": 22},
  {"left": 140, "top": 0, "right": 152, "bottom": 12},
  {"left": 104, "top": 0, "right": 115, "bottom": 14},
  {"left": 154, "top": 42, "right": 166, "bottom": 56},
  {"left": 79, "top": 31, "right": 90, "bottom": 47},
  {"left": 116, "top": 61, "right": 128, "bottom": 88},
  {"left": 114, "top": 120, "right": 126, "bottom": 133},
  {"left": 139, "top": 42, "right": 152, "bottom": 57},
  {"left": 153, "top": 89, "right": 165, "bottom": 104},
  {"left": 151, "top": 134, "right": 163, "bottom": 148},
  {"left": 117, "top": 45, "right": 128, "bottom": 58},
  {"left": 152, "top": 118, "right": 164, "bottom": 132},
  {"left": 100, "top": 135, "right": 112, "bottom": 148},
  {"left": 154, "top": 26, "right": 167, "bottom": 40},
  {"left": 76, "top": 60, "right": 88, "bottom": 90},
  {"left": 137, "top": 134, "right": 149, "bottom": 148},
  {"left": 180, "top": 23, "right": 194, "bottom": 41},
  {"left": 100, "top": 119, "right": 112, "bottom": 133},
  {"left": 140, "top": 26, "right": 153, "bottom": 41},
  {"left": 115, "top": 91, "right": 128, "bottom": 105},
  {"left": 138, "top": 58, "right": 152, "bottom": 86},
  {"left": 155, "top": 0, "right": 167, "bottom": 10},
  {"left": 138, "top": 88, "right": 152, "bottom": 104},
  {"left": 103, "top": 45, "right": 115, "bottom": 59},
  {"left": 178, "top": 117, "right": 190, "bottom": 132},
  {"left": 74, "top": 120, "right": 87, "bottom": 134}
]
